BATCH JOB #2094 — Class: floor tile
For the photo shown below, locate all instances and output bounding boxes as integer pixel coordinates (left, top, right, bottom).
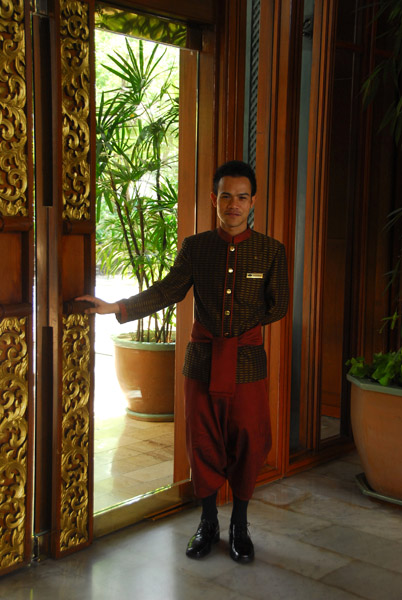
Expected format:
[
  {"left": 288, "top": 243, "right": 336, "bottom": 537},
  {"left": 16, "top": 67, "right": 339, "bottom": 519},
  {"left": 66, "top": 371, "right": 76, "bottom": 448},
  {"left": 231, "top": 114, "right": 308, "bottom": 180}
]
[
  {"left": 215, "top": 560, "right": 362, "bottom": 600},
  {"left": 124, "top": 460, "right": 173, "bottom": 482},
  {"left": 251, "top": 528, "right": 353, "bottom": 579},
  {"left": 246, "top": 497, "right": 331, "bottom": 538},
  {"left": 94, "top": 349, "right": 176, "bottom": 512},
  {"left": 321, "top": 561, "right": 402, "bottom": 600},
  {"left": 276, "top": 470, "right": 377, "bottom": 510},
  {"left": 285, "top": 491, "right": 402, "bottom": 541},
  {"left": 253, "top": 479, "right": 310, "bottom": 507},
  {"left": 301, "top": 524, "right": 402, "bottom": 574}
]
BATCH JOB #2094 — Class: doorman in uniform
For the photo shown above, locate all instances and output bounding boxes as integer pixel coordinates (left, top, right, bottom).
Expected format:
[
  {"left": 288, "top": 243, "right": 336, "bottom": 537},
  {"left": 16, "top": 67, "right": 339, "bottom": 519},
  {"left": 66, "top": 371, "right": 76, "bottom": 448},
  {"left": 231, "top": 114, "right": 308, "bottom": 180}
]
[{"left": 78, "top": 160, "right": 289, "bottom": 563}]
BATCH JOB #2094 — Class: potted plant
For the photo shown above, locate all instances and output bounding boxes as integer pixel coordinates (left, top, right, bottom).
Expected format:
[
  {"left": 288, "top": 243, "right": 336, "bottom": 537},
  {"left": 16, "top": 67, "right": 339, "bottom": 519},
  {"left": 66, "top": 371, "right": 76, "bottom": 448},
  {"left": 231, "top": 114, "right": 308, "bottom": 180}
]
[
  {"left": 346, "top": 357, "right": 402, "bottom": 503},
  {"left": 96, "top": 36, "right": 179, "bottom": 420},
  {"left": 347, "top": 0, "right": 402, "bottom": 502}
]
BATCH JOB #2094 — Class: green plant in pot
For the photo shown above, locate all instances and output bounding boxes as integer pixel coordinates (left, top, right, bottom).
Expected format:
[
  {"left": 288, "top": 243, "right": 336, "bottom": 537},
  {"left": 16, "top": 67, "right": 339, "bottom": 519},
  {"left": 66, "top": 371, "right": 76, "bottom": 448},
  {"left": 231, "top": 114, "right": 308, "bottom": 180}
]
[
  {"left": 346, "top": 0, "right": 402, "bottom": 503},
  {"left": 96, "top": 37, "right": 179, "bottom": 420}
]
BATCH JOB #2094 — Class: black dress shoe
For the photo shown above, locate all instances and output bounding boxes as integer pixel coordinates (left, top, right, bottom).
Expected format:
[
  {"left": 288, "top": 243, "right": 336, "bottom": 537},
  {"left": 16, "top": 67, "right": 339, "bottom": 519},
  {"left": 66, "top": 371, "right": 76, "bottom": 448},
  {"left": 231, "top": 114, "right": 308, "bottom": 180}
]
[
  {"left": 229, "top": 522, "right": 254, "bottom": 563},
  {"left": 186, "top": 519, "right": 220, "bottom": 559}
]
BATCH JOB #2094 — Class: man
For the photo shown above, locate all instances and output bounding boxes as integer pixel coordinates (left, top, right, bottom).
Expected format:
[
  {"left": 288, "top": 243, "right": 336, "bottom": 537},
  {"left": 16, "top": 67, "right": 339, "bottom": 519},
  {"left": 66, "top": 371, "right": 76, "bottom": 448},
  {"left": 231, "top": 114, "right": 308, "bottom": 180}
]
[{"left": 78, "top": 160, "right": 288, "bottom": 563}]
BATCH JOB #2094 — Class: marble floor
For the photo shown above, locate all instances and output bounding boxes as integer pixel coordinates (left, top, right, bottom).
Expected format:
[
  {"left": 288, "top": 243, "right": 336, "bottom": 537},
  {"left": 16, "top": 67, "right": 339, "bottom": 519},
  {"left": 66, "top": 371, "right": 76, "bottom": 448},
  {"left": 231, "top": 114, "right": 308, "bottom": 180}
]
[
  {"left": 94, "top": 358, "right": 174, "bottom": 512},
  {"left": 93, "top": 275, "right": 175, "bottom": 513},
  {"left": 3, "top": 451, "right": 402, "bottom": 599}
]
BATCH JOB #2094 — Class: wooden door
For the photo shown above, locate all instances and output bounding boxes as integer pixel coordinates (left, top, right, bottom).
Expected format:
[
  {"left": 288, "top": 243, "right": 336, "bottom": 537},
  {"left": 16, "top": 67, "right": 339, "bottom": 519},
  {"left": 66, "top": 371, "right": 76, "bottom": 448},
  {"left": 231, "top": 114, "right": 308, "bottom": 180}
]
[
  {"left": 34, "top": 0, "right": 96, "bottom": 558},
  {"left": 0, "top": 0, "right": 35, "bottom": 575},
  {"left": 0, "top": 0, "right": 249, "bottom": 571}
]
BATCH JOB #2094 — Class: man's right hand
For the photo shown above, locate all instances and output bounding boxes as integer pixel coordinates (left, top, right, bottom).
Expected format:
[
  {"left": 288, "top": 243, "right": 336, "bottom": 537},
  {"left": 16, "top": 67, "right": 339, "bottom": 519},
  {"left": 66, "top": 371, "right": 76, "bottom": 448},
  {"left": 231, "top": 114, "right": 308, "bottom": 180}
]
[{"left": 75, "top": 295, "right": 120, "bottom": 316}]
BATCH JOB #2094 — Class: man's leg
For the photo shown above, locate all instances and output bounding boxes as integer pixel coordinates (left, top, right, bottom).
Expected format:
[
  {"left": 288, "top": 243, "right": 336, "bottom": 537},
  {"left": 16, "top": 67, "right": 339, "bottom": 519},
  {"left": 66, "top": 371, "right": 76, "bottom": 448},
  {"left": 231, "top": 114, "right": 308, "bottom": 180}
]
[
  {"left": 184, "top": 378, "right": 225, "bottom": 559},
  {"left": 186, "top": 492, "right": 220, "bottom": 559},
  {"left": 184, "top": 377, "right": 227, "bottom": 497},
  {"left": 227, "top": 379, "right": 271, "bottom": 562},
  {"left": 229, "top": 496, "right": 253, "bottom": 562},
  {"left": 231, "top": 496, "right": 249, "bottom": 526}
]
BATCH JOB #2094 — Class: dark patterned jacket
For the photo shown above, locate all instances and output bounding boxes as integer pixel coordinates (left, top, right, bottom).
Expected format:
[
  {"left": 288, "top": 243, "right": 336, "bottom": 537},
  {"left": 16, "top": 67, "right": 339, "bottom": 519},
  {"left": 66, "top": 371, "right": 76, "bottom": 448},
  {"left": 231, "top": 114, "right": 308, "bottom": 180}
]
[{"left": 117, "top": 227, "right": 289, "bottom": 383}]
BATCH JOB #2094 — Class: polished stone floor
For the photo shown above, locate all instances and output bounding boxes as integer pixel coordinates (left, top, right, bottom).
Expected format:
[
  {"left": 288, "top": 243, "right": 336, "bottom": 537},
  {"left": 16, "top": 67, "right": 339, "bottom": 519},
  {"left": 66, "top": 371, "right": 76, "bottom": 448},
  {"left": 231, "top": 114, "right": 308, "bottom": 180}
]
[
  {"left": 93, "top": 275, "right": 175, "bottom": 512},
  {"left": 94, "top": 394, "right": 174, "bottom": 512},
  {"left": 3, "top": 451, "right": 402, "bottom": 599}
]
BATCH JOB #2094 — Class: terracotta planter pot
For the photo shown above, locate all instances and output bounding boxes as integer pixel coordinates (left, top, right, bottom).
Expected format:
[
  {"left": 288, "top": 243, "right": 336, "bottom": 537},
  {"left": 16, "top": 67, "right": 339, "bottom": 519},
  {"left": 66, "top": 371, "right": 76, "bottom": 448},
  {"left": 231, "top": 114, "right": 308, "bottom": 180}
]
[
  {"left": 348, "top": 374, "right": 402, "bottom": 500},
  {"left": 112, "top": 334, "right": 175, "bottom": 422}
]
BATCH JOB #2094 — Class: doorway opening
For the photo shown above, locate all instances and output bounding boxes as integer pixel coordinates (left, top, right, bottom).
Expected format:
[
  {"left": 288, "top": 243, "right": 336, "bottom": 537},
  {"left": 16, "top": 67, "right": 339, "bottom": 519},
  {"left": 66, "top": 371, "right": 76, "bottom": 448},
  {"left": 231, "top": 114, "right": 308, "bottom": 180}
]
[{"left": 93, "top": 7, "right": 181, "bottom": 513}]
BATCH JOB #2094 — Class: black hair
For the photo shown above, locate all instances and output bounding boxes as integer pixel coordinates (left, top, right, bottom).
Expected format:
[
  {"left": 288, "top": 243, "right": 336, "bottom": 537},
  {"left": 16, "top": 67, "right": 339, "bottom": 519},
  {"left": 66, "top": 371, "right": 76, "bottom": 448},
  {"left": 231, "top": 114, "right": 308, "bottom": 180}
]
[{"left": 213, "top": 160, "right": 257, "bottom": 196}]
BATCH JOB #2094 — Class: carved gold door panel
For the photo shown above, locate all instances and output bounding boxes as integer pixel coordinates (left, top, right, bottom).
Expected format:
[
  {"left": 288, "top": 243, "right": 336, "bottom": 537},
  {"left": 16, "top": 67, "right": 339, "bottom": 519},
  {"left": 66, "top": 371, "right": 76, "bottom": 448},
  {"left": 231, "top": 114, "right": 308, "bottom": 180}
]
[
  {"left": 0, "top": 0, "right": 95, "bottom": 573},
  {"left": 33, "top": 0, "right": 95, "bottom": 559},
  {"left": 1, "top": 0, "right": 243, "bottom": 574},
  {"left": 50, "top": 0, "right": 94, "bottom": 559},
  {"left": 0, "top": 0, "right": 35, "bottom": 575}
]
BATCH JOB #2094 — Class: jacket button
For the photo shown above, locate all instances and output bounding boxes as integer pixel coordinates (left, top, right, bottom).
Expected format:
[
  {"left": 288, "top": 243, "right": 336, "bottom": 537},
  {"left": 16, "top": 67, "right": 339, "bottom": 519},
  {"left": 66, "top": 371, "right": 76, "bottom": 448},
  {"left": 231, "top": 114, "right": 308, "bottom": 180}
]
[
  {"left": 228, "top": 268, "right": 233, "bottom": 273},
  {"left": 226, "top": 289, "right": 232, "bottom": 294},
  {"left": 225, "top": 310, "right": 230, "bottom": 315},
  {"left": 224, "top": 332, "right": 230, "bottom": 337},
  {"left": 230, "top": 246, "right": 235, "bottom": 251}
]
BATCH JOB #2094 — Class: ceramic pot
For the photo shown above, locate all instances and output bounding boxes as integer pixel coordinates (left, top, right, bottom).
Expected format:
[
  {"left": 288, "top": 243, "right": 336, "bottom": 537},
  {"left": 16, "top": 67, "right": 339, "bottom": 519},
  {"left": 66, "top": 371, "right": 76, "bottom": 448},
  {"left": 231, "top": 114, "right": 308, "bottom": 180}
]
[
  {"left": 112, "top": 334, "right": 175, "bottom": 421},
  {"left": 348, "top": 374, "right": 402, "bottom": 500}
]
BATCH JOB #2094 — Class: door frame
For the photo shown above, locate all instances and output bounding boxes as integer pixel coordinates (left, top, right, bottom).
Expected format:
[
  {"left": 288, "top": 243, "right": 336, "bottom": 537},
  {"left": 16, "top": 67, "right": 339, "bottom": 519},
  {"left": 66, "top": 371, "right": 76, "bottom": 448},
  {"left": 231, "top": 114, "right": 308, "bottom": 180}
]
[{"left": 30, "top": 0, "right": 250, "bottom": 557}]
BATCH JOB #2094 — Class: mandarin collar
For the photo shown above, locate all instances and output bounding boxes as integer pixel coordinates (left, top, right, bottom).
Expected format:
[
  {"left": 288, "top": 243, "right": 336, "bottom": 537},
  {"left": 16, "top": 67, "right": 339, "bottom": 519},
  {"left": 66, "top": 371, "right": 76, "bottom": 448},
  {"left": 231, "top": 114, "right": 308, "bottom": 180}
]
[{"left": 217, "top": 226, "right": 252, "bottom": 244}]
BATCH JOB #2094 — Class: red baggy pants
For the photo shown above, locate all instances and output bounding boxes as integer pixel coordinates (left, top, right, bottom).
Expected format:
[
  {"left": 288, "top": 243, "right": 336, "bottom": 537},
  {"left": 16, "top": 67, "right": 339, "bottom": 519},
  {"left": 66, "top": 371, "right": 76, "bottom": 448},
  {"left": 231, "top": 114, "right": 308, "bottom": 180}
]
[{"left": 185, "top": 377, "right": 272, "bottom": 501}]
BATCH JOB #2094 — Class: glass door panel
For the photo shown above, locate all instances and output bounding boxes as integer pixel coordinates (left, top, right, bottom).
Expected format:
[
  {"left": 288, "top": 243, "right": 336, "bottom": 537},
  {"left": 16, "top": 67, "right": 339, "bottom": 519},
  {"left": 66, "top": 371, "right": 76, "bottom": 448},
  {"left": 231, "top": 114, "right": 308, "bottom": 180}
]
[
  {"left": 93, "top": 4, "right": 198, "bottom": 528},
  {"left": 289, "top": 0, "right": 315, "bottom": 453}
]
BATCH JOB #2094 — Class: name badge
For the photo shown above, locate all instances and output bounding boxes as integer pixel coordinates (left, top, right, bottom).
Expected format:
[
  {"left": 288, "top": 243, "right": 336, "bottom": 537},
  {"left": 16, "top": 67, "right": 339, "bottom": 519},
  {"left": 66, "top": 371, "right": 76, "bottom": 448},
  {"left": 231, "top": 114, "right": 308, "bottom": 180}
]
[{"left": 247, "top": 273, "right": 263, "bottom": 279}]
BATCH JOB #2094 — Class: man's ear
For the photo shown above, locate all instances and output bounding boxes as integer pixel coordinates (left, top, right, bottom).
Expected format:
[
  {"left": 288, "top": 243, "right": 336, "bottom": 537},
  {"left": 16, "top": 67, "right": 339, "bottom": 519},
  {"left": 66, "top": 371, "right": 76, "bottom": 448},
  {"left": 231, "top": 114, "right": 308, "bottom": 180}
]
[
  {"left": 250, "top": 195, "right": 256, "bottom": 208},
  {"left": 211, "top": 192, "right": 217, "bottom": 207}
]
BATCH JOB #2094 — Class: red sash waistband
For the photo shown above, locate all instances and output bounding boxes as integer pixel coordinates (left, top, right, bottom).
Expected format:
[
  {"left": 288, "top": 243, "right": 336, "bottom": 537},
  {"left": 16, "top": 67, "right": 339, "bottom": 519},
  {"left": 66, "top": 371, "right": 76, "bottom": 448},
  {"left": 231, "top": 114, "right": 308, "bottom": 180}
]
[{"left": 190, "top": 321, "right": 262, "bottom": 398}]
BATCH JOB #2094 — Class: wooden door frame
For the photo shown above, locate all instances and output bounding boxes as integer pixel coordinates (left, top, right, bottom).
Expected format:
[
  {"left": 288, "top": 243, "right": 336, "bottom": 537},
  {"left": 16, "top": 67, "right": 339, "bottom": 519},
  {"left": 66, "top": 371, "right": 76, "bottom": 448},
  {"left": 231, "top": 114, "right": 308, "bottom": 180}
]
[
  {"left": 31, "top": 0, "right": 251, "bottom": 553},
  {"left": 251, "top": 0, "right": 356, "bottom": 487}
]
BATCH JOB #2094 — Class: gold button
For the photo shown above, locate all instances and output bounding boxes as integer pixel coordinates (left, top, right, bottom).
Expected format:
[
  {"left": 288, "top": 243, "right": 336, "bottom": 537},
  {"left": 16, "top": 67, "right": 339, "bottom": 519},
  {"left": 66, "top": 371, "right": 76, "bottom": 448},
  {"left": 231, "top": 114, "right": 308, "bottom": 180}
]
[
  {"left": 228, "top": 268, "right": 233, "bottom": 273},
  {"left": 230, "top": 246, "right": 235, "bottom": 251},
  {"left": 225, "top": 310, "right": 230, "bottom": 315},
  {"left": 226, "top": 289, "right": 232, "bottom": 294},
  {"left": 224, "top": 332, "right": 230, "bottom": 337}
]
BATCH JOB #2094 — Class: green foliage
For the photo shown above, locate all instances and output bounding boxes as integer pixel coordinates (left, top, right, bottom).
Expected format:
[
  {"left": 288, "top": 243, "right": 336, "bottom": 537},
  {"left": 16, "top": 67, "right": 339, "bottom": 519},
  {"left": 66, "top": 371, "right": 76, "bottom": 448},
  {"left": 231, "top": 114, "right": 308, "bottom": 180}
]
[
  {"left": 346, "top": 357, "right": 373, "bottom": 380},
  {"left": 347, "top": 349, "right": 402, "bottom": 387},
  {"left": 95, "top": 35, "right": 179, "bottom": 343},
  {"left": 95, "top": 5, "right": 187, "bottom": 48}
]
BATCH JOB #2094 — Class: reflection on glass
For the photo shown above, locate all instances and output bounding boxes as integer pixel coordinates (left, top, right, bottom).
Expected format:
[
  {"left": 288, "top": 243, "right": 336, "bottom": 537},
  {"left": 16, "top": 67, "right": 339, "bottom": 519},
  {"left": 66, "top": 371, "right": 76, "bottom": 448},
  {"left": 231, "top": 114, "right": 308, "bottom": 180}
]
[
  {"left": 319, "top": 11, "right": 362, "bottom": 440},
  {"left": 290, "top": 0, "right": 315, "bottom": 453},
  {"left": 95, "top": 2, "right": 187, "bottom": 47}
]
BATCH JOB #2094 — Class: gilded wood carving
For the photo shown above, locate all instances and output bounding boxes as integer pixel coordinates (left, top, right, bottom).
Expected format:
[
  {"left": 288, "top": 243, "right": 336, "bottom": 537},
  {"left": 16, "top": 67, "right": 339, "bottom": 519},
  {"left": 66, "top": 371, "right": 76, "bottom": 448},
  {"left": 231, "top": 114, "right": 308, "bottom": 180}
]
[
  {"left": 58, "top": 0, "right": 92, "bottom": 553},
  {"left": 0, "top": 317, "right": 28, "bottom": 568},
  {"left": 60, "top": 313, "right": 90, "bottom": 551},
  {"left": 0, "top": 0, "right": 28, "bottom": 217},
  {"left": 60, "top": 0, "right": 91, "bottom": 221}
]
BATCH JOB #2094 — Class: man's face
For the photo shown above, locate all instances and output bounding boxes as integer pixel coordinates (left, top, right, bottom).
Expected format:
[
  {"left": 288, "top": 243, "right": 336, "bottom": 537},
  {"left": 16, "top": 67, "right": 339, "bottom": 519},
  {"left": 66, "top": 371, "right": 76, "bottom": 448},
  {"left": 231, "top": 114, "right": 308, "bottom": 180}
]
[{"left": 211, "top": 176, "right": 255, "bottom": 236}]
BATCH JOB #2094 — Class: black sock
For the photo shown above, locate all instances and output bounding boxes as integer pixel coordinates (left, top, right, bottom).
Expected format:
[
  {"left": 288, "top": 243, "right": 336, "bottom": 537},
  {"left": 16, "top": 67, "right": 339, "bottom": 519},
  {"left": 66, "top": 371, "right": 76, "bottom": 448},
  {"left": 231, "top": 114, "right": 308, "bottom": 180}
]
[
  {"left": 201, "top": 492, "right": 218, "bottom": 524},
  {"left": 231, "top": 496, "right": 249, "bottom": 526}
]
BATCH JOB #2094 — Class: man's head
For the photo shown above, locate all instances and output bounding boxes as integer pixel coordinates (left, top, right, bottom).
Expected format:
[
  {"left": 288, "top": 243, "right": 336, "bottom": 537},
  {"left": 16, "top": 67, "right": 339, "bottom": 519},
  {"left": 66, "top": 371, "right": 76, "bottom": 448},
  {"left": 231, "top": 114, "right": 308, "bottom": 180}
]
[
  {"left": 213, "top": 160, "right": 257, "bottom": 197},
  {"left": 211, "top": 161, "right": 256, "bottom": 236}
]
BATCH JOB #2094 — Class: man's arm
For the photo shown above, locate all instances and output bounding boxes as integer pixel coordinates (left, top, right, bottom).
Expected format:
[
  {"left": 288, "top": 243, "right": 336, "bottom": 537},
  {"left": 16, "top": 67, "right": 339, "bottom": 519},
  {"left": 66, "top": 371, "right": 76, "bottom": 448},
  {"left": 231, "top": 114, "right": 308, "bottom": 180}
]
[
  {"left": 262, "top": 242, "right": 289, "bottom": 325},
  {"left": 76, "top": 236, "right": 194, "bottom": 322}
]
